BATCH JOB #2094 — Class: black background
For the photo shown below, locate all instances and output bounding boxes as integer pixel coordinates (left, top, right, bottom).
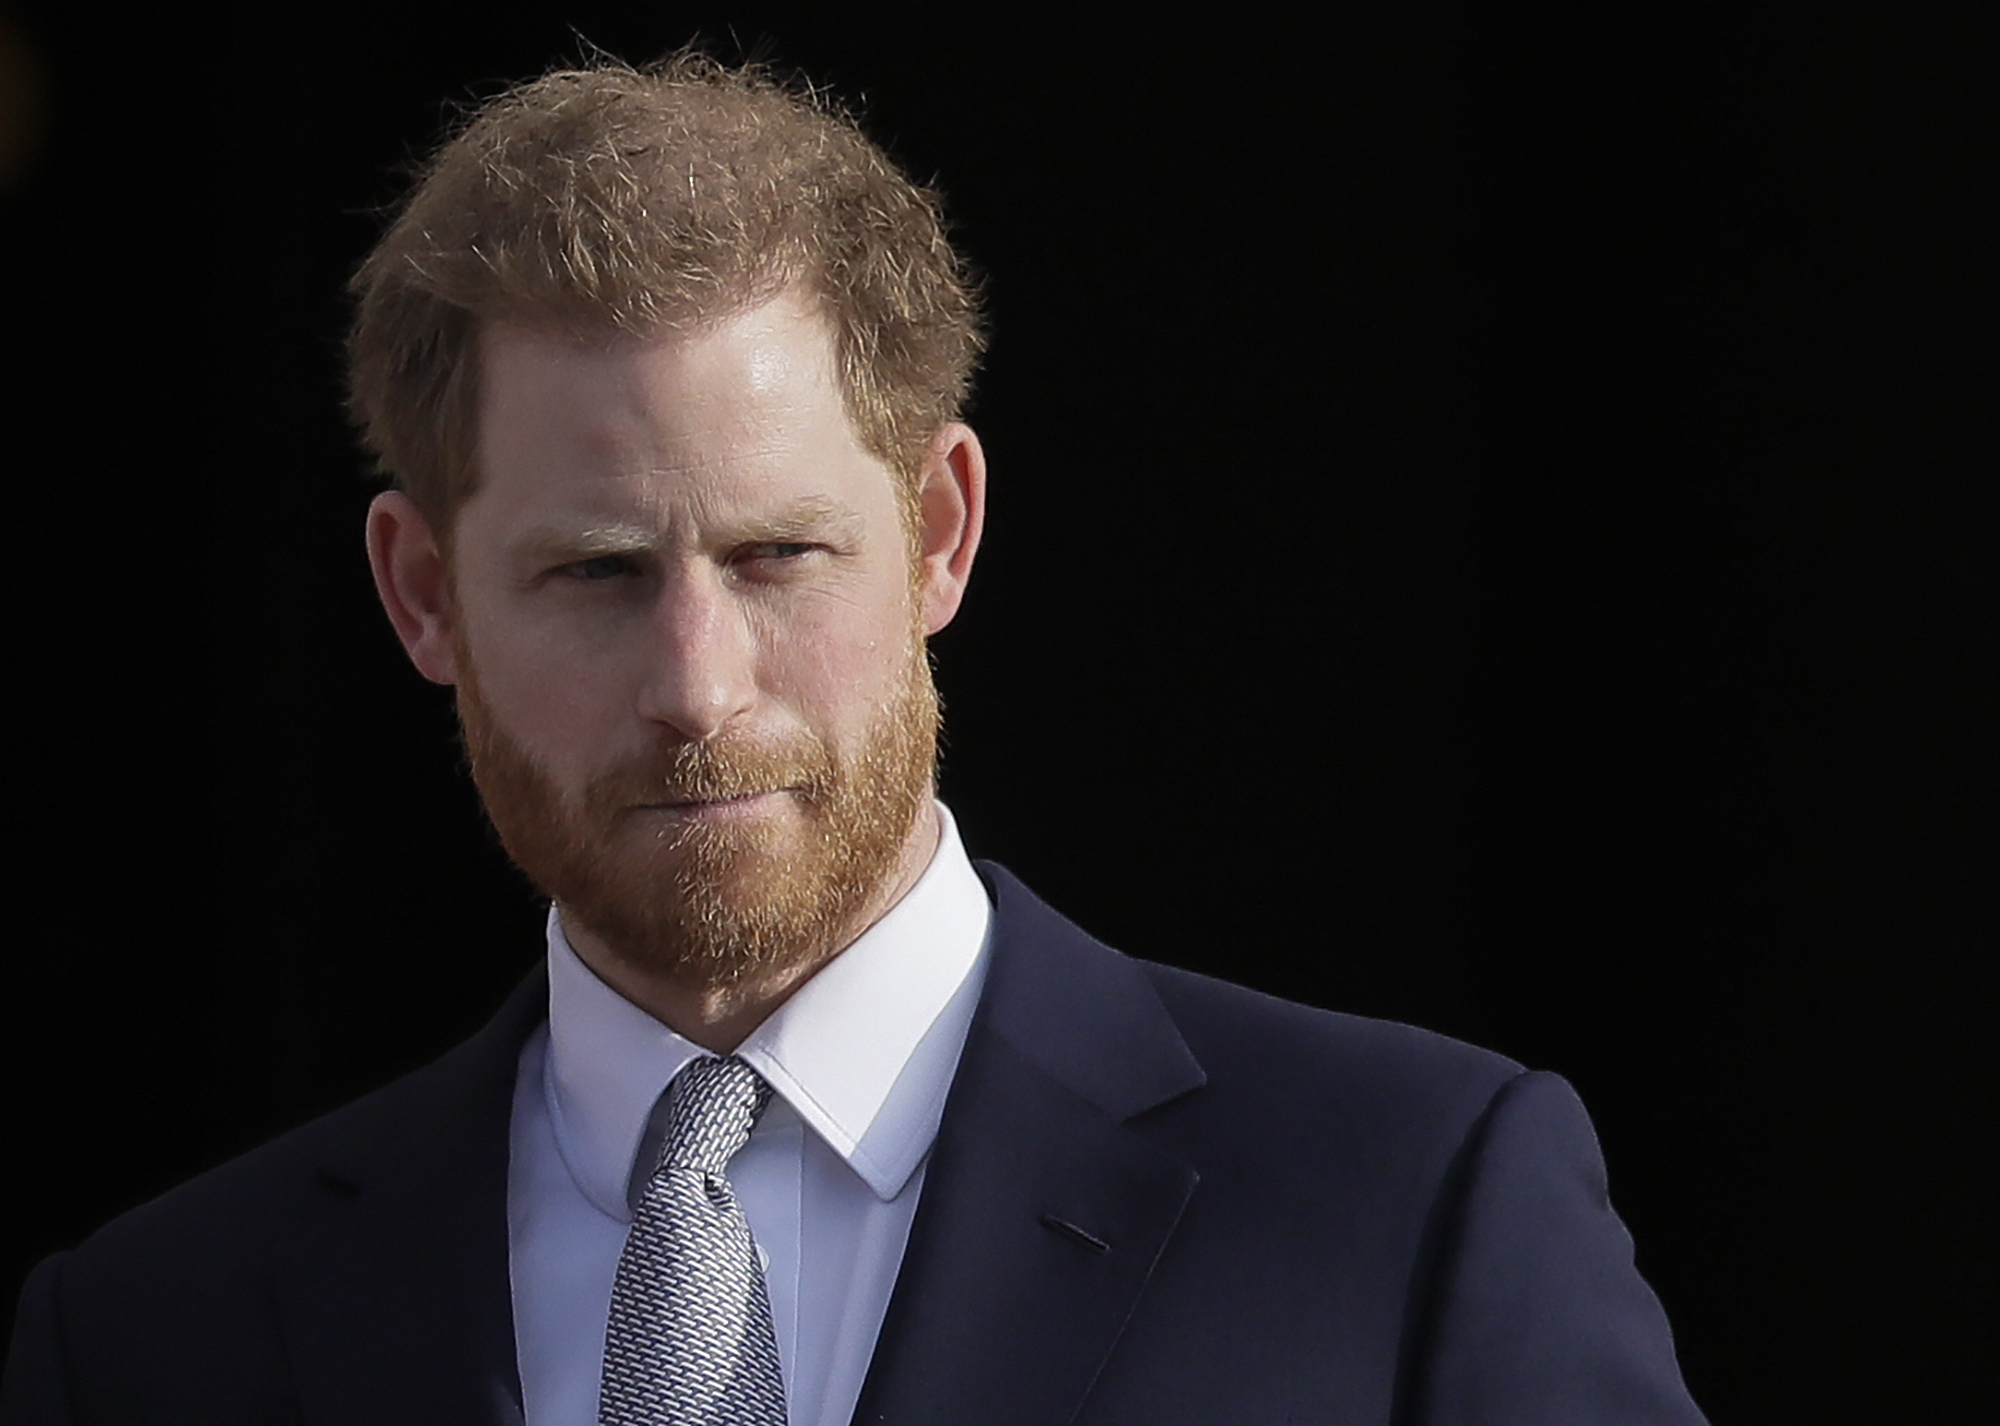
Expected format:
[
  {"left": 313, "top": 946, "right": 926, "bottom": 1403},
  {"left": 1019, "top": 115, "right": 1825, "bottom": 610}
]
[{"left": 3, "top": 4, "right": 1990, "bottom": 1419}]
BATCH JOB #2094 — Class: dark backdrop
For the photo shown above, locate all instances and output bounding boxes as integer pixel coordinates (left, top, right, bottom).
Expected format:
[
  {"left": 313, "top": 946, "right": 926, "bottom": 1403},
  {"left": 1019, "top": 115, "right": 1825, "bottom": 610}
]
[{"left": 4, "top": 4, "right": 1990, "bottom": 1419}]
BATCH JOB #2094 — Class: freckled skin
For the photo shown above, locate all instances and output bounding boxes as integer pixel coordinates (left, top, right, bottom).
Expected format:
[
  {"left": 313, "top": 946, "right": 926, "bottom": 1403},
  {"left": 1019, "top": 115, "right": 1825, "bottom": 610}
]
[{"left": 365, "top": 291, "right": 985, "bottom": 1048}]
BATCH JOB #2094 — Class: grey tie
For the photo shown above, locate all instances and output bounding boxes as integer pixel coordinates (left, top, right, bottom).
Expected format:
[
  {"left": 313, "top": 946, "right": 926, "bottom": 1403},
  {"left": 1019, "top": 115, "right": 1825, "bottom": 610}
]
[{"left": 598, "top": 1055, "right": 788, "bottom": 1426}]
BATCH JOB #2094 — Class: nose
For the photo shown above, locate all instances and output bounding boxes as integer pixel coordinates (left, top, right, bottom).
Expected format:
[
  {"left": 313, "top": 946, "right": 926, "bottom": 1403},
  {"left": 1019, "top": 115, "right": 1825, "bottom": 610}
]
[{"left": 635, "top": 564, "right": 758, "bottom": 741}]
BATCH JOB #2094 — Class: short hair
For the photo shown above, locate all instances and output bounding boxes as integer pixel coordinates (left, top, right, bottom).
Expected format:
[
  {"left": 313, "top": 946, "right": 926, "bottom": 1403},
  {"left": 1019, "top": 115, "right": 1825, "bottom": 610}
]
[{"left": 346, "top": 52, "right": 984, "bottom": 534}]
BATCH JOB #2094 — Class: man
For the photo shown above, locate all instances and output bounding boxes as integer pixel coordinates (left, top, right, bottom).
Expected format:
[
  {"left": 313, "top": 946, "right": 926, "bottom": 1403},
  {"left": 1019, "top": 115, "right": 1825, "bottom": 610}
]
[{"left": 3, "top": 54, "right": 1708, "bottom": 1425}]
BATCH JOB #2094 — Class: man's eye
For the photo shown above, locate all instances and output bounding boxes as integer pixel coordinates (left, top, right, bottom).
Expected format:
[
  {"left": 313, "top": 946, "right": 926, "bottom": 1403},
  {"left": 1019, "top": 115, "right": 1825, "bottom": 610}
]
[
  {"left": 741, "top": 542, "right": 818, "bottom": 564},
  {"left": 563, "top": 555, "right": 640, "bottom": 581}
]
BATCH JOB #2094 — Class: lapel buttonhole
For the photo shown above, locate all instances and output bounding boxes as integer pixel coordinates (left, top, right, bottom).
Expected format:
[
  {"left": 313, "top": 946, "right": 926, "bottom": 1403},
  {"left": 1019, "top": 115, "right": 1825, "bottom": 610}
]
[{"left": 1038, "top": 1213, "right": 1111, "bottom": 1253}]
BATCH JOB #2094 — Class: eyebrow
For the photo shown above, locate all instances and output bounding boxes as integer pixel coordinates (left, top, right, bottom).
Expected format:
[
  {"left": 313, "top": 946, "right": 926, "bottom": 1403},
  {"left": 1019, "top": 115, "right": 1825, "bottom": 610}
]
[
  {"left": 509, "top": 497, "right": 867, "bottom": 564},
  {"left": 509, "top": 522, "right": 657, "bottom": 566},
  {"left": 747, "top": 496, "right": 866, "bottom": 544}
]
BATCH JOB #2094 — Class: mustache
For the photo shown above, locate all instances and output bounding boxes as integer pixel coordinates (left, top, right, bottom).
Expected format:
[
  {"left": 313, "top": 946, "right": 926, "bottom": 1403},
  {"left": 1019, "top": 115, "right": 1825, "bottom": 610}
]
[{"left": 583, "top": 736, "right": 835, "bottom": 812}]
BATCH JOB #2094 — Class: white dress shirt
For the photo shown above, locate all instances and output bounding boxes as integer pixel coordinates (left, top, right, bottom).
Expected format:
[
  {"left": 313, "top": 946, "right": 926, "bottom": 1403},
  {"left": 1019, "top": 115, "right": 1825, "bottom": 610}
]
[{"left": 508, "top": 805, "right": 993, "bottom": 1426}]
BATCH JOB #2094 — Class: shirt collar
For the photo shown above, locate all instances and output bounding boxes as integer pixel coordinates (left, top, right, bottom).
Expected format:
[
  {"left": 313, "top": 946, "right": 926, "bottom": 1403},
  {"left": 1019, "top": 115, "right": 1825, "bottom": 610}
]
[{"left": 541, "top": 803, "right": 991, "bottom": 1219}]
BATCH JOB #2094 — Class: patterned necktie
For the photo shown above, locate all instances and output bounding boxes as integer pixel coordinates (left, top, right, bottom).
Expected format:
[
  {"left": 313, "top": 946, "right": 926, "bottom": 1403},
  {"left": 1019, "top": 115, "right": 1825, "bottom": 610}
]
[{"left": 598, "top": 1055, "right": 788, "bottom": 1426}]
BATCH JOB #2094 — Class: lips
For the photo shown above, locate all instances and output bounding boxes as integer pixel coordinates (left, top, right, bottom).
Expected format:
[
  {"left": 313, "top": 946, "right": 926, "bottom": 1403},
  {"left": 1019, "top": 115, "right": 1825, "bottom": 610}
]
[
  {"left": 583, "top": 740, "right": 832, "bottom": 826},
  {"left": 644, "top": 787, "right": 789, "bottom": 808},
  {"left": 630, "top": 788, "right": 800, "bottom": 819}
]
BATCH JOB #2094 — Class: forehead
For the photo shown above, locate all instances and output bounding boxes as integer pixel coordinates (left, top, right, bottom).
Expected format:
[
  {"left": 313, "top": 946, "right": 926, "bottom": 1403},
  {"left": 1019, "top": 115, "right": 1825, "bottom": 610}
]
[
  {"left": 479, "top": 293, "right": 835, "bottom": 441},
  {"left": 465, "top": 294, "right": 894, "bottom": 529}
]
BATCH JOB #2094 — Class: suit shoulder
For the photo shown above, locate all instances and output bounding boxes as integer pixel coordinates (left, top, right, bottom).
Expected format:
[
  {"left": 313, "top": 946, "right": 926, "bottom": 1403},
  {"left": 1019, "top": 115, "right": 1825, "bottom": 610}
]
[
  {"left": 1138, "top": 956, "right": 1526, "bottom": 1114},
  {"left": 61, "top": 969, "right": 542, "bottom": 1279},
  {"left": 64, "top": 1064, "right": 427, "bottom": 1287},
  {"left": 975, "top": 861, "right": 1526, "bottom": 1127}
]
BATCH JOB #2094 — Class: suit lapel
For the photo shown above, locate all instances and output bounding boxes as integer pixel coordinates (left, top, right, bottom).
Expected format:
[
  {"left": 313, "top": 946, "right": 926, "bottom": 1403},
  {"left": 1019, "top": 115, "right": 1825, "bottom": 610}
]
[
  {"left": 851, "top": 865, "right": 1205, "bottom": 1426},
  {"left": 281, "top": 968, "right": 545, "bottom": 1426},
  {"left": 242, "top": 865, "right": 1195, "bottom": 1426}
]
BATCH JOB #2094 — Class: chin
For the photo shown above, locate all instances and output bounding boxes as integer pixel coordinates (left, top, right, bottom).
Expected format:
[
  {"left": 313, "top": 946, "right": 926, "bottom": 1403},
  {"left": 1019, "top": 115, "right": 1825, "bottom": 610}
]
[{"left": 571, "top": 795, "right": 917, "bottom": 990}]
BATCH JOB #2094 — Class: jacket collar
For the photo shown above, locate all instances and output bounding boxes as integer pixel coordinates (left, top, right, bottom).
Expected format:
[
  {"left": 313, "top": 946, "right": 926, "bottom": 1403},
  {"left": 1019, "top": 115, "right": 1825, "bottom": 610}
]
[
  {"left": 285, "top": 965, "right": 544, "bottom": 1425},
  {"left": 850, "top": 862, "right": 1206, "bottom": 1426},
  {"left": 280, "top": 861, "right": 1205, "bottom": 1426}
]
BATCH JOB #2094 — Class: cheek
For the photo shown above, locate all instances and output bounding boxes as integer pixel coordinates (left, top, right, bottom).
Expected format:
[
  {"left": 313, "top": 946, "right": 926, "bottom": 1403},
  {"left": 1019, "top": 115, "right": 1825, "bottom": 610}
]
[
  {"left": 760, "top": 595, "right": 919, "bottom": 723},
  {"left": 460, "top": 622, "right": 634, "bottom": 773}
]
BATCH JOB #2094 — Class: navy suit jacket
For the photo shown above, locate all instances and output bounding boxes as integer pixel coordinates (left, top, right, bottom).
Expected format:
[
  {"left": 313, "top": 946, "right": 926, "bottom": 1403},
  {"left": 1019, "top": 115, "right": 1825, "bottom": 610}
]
[{"left": 4, "top": 865, "right": 1707, "bottom": 1423}]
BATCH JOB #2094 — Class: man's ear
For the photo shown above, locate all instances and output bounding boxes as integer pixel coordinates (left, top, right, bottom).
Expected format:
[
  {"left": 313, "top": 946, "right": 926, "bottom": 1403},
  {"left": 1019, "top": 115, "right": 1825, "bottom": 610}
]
[
  {"left": 365, "top": 490, "right": 461, "bottom": 685},
  {"left": 914, "top": 422, "right": 986, "bottom": 636}
]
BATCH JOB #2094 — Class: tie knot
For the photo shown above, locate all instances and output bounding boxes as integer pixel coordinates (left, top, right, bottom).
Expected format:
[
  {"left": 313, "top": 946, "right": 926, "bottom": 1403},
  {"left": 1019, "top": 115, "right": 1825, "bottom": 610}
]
[{"left": 658, "top": 1056, "right": 771, "bottom": 1177}]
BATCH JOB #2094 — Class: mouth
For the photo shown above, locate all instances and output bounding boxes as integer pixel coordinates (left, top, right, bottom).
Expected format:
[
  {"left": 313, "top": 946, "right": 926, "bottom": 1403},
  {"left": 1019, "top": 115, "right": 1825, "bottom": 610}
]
[{"left": 634, "top": 789, "right": 791, "bottom": 818}]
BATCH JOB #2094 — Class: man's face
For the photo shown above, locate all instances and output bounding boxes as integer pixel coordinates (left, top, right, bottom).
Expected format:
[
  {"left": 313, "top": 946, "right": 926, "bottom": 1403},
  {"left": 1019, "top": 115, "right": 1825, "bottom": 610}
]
[{"left": 429, "top": 294, "right": 953, "bottom": 995}]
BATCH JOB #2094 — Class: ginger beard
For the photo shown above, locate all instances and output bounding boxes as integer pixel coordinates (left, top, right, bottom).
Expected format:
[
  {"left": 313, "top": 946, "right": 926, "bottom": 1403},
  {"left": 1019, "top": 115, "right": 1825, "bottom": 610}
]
[{"left": 452, "top": 624, "right": 940, "bottom": 997}]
